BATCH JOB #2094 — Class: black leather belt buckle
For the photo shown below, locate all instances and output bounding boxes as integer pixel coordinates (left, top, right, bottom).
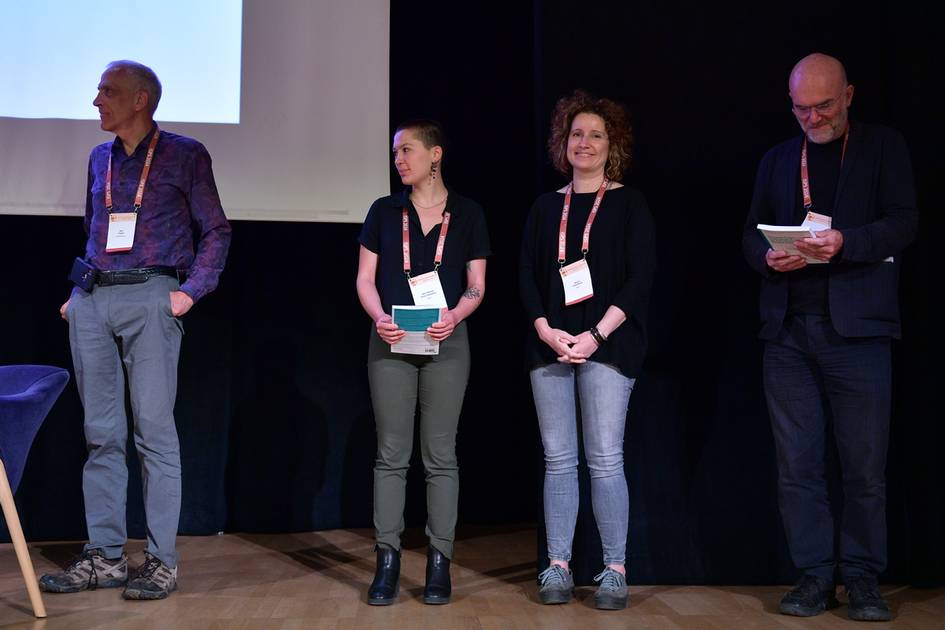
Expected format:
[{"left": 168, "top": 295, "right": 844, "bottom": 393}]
[{"left": 68, "top": 258, "right": 97, "bottom": 292}]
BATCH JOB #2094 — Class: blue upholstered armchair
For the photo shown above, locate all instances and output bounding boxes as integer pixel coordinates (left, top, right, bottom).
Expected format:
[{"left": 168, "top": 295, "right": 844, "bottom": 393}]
[{"left": 0, "top": 364, "right": 70, "bottom": 618}]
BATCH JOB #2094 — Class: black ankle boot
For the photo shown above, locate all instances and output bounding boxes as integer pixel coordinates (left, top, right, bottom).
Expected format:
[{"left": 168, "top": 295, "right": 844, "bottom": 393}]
[
  {"left": 423, "top": 546, "right": 451, "bottom": 604},
  {"left": 367, "top": 547, "right": 400, "bottom": 605}
]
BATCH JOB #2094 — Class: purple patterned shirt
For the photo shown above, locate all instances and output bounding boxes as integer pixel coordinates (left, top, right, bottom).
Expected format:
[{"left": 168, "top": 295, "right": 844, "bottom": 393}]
[{"left": 83, "top": 125, "right": 231, "bottom": 302}]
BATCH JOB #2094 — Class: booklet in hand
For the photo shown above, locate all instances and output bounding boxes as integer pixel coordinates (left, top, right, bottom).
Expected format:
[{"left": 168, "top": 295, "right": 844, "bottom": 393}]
[
  {"left": 757, "top": 212, "right": 832, "bottom": 264},
  {"left": 391, "top": 305, "right": 442, "bottom": 355},
  {"left": 756, "top": 224, "right": 826, "bottom": 264}
]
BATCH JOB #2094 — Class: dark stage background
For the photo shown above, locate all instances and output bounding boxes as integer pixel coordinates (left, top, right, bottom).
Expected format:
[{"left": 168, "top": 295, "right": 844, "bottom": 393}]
[{"left": 2, "top": 1, "right": 942, "bottom": 586}]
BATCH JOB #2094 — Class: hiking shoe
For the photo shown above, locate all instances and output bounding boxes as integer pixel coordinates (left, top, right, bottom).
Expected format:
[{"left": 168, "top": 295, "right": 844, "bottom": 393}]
[
  {"left": 593, "top": 567, "right": 628, "bottom": 610},
  {"left": 846, "top": 577, "right": 893, "bottom": 621},
  {"left": 122, "top": 552, "right": 177, "bottom": 600},
  {"left": 537, "top": 564, "right": 573, "bottom": 604},
  {"left": 39, "top": 548, "right": 127, "bottom": 593},
  {"left": 779, "top": 574, "right": 839, "bottom": 617}
]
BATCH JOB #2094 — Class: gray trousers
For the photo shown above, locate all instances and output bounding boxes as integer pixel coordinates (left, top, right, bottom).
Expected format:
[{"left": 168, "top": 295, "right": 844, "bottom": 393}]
[
  {"left": 367, "top": 321, "right": 470, "bottom": 559},
  {"left": 67, "top": 275, "right": 183, "bottom": 568}
]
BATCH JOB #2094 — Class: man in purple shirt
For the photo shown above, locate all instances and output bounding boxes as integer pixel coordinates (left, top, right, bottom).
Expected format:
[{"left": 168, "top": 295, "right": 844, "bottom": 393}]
[{"left": 40, "top": 60, "right": 231, "bottom": 600}]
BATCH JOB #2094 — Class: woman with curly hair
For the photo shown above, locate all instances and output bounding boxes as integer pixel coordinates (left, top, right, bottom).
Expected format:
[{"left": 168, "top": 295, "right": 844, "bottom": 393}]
[{"left": 520, "top": 91, "right": 656, "bottom": 610}]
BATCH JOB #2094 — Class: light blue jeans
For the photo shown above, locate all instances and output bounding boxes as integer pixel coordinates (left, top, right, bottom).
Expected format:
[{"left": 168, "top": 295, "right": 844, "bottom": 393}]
[{"left": 530, "top": 361, "right": 634, "bottom": 566}]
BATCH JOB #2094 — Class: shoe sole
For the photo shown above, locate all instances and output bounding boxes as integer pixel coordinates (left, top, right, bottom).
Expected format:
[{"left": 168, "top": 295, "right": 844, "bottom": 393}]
[
  {"left": 368, "top": 597, "right": 397, "bottom": 605},
  {"left": 40, "top": 578, "right": 127, "bottom": 593},
  {"left": 595, "top": 594, "right": 628, "bottom": 610},
  {"left": 779, "top": 603, "right": 825, "bottom": 617},
  {"left": 423, "top": 594, "right": 451, "bottom": 605},
  {"left": 779, "top": 597, "right": 840, "bottom": 617},
  {"left": 368, "top": 585, "right": 400, "bottom": 605},
  {"left": 539, "top": 590, "right": 573, "bottom": 605},
  {"left": 849, "top": 607, "right": 893, "bottom": 622},
  {"left": 122, "top": 583, "right": 177, "bottom": 600}
]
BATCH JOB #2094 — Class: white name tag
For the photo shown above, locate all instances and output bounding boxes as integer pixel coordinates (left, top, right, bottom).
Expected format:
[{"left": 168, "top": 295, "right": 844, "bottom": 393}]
[
  {"left": 802, "top": 211, "right": 832, "bottom": 233},
  {"left": 408, "top": 270, "right": 448, "bottom": 308},
  {"left": 105, "top": 212, "right": 137, "bottom": 253},
  {"left": 560, "top": 258, "right": 594, "bottom": 305}
]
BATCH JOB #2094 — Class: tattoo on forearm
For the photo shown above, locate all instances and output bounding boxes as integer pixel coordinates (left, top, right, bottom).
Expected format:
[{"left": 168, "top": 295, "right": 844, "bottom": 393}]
[{"left": 463, "top": 286, "right": 482, "bottom": 300}]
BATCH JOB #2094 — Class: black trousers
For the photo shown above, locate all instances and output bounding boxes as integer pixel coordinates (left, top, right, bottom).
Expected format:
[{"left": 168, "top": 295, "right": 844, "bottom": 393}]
[{"left": 763, "top": 314, "right": 891, "bottom": 583}]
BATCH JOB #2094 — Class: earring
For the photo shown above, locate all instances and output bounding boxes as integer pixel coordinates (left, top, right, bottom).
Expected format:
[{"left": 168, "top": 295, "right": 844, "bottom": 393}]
[{"left": 430, "top": 161, "right": 439, "bottom": 182}]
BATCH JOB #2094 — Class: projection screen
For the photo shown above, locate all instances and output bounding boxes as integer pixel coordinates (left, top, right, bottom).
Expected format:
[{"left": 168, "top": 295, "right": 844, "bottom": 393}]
[{"left": 0, "top": 0, "right": 390, "bottom": 223}]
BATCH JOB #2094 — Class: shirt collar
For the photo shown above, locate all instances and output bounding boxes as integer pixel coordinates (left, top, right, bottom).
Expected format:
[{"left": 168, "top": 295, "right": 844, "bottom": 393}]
[
  {"left": 110, "top": 123, "right": 159, "bottom": 160},
  {"left": 398, "top": 185, "right": 455, "bottom": 232}
]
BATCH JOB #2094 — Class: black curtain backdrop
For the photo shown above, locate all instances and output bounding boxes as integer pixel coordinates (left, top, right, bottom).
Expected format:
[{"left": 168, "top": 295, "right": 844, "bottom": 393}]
[{"left": 1, "top": 1, "right": 942, "bottom": 587}]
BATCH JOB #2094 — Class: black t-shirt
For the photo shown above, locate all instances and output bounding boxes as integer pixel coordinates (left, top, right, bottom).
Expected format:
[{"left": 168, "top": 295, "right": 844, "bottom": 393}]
[
  {"left": 519, "top": 186, "right": 656, "bottom": 378},
  {"left": 359, "top": 187, "right": 491, "bottom": 313},
  {"left": 788, "top": 134, "right": 844, "bottom": 315}
]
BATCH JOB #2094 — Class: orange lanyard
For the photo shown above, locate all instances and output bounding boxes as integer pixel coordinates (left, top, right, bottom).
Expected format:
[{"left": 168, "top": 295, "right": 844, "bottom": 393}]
[
  {"left": 801, "top": 126, "right": 848, "bottom": 210},
  {"left": 105, "top": 128, "right": 160, "bottom": 212},
  {"left": 558, "top": 178, "right": 608, "bottom": 264},
  {"left": 402, "top": 208, "right": 451, "bottom": 277}
]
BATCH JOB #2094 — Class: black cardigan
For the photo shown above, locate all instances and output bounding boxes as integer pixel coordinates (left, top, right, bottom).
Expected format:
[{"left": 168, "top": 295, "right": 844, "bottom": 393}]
[
  {"left": 742, "top": 122, "right": 918, "bottom": 340},
  {"left": 519, "top": 186, "right": 656, "bottom": 377}
]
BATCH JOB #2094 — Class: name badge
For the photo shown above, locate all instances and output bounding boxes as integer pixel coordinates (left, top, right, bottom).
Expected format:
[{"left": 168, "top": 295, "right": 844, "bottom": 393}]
[
  {"left": 559, "top": 258, "right": 594, "bottom": 305},
  {"left": 802, "top": 211, "right": 832, "bottom": 232},
  {"left": 105, "top": 212, "right": 137, "bottom": 253},
  {"left": 408, "top": 270, "right": 448, "bottom": 308}
]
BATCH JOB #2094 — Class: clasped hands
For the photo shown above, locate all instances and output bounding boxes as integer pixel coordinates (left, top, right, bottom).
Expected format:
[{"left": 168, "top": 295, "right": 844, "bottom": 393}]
[{"left": 536, "top": 322, "right": 598, "bottom": 364}]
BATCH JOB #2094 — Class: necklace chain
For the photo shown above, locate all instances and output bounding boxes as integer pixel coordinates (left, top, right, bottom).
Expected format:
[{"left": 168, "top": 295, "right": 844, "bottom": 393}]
[{"left": 411, "top": 194, "right": 448, "bottom": 209}]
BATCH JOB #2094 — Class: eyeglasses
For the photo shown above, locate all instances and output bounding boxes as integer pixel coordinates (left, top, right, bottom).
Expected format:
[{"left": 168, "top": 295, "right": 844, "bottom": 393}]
[{"left": 791, "top": 96, "right": 841, "bottom": 117}]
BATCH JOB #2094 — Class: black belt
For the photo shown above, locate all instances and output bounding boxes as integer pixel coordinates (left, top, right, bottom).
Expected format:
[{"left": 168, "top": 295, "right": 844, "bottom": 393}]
[{"left": 96, "top": 266, "right": 179, "bottom": 286}]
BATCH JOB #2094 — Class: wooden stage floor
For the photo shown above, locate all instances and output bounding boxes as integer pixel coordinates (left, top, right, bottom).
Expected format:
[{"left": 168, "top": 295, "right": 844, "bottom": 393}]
[{"left": 1, "top": 525, "right": 942, "bottom": 629}]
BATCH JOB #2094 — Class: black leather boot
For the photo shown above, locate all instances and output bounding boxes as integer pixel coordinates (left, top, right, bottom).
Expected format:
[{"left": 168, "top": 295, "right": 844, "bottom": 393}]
[
  {"left": 367, "top": 546, "right": 400, "bottom": 605},
  {"left": 423, "top": 546, "right": 451, "bottom": 604}
]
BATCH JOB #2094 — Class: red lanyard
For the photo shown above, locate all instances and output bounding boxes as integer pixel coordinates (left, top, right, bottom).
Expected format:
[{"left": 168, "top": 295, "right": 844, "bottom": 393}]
[
  {"left": 558, "top": 178, "right": 608, "bottom": 264},
  {"left": 800, "top": 126, "right": 849, "bottom": 211},
  {"left": 402, "top": 207, "right": 451, "bottom": 277},
  {"left": 105, "top": 128, "right": 160, "bottom": 212}
]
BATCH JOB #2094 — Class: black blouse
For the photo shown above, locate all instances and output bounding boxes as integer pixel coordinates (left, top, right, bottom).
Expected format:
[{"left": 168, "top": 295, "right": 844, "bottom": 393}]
[
  {"left": 359, "top": 187, "right": 491, "bottom": 313},
  {"left": 519, "top": 186, "right": 656, "bottom": 377}
]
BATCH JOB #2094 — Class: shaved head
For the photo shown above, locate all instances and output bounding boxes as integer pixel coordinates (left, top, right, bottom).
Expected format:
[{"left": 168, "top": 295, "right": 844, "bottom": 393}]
[
  {"left": 788, "top": 53, "right": 854, "bottom": 144},
  {"left": 789, "top": 53, "right": 848, "bottom": 94}
]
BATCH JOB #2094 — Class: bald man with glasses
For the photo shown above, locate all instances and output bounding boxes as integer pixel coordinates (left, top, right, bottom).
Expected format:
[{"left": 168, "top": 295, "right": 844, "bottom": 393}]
[{"left": 742, "top": 53, "right": 918, "bottom": 621}]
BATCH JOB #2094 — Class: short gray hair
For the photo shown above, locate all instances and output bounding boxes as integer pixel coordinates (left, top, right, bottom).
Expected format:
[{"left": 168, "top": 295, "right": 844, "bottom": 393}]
[{"left": 106, "top": 60, "right": 162, "bottom": 116}]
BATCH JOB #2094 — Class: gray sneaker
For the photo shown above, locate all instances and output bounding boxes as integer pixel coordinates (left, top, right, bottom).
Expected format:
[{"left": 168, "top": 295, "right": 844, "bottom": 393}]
[
  {"left": 39, "top": 548, "right": 128, "bottom": 593},
  {"left": 122, "top": 552, "right": 178, "bottom": 600},
  {"left": 537, "top": 564, "right": 574, "bottom": 604},
  {"left": 593, "top": 567, "right": 628, "bottom": 610}
]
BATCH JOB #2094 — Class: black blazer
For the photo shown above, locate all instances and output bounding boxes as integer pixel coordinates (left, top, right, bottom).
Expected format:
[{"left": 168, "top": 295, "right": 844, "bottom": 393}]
[{"left": 743, "top": 122, "right": 918, "bottom": 340}]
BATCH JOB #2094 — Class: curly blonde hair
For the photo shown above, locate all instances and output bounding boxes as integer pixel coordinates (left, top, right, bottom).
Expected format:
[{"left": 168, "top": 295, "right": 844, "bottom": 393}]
[{"left": 547, "top": 90, "right": 633, "bottom": 182}]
